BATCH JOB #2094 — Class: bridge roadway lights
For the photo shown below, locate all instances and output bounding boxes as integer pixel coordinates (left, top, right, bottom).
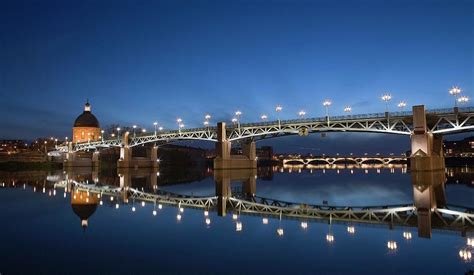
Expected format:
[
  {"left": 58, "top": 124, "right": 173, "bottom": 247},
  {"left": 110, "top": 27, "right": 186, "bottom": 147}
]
[
  {"left": 214, "top": 122, "right": 257, "bottom": 170},
  {"left": 410, "top": 105, "right": 445, "bottom": 172}
]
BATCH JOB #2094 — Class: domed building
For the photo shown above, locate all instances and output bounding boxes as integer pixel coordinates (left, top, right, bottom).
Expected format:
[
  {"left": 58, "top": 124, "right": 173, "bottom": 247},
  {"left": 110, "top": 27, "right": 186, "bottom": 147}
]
[
  {"left": 73, "top": 101, "right": 101, "bottom": 143},
  {"left": 71, "top": 190, "right": 99, "bottom": 230}
]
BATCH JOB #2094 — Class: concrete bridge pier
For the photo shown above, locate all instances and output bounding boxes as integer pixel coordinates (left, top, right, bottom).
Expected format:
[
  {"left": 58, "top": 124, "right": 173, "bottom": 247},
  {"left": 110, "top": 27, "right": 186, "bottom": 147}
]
[
  {"left": 214, "top": 122, "right": 257, "bottom": 170},
  {"left": 117, "top": 132, "right": 159, "bottom": 169},
  {"left": 410, "top": 105, "right": 445, "bottom": 172},
  {"left": 214, "top": 170, "right": 231, "bottom": 217},
  {"left": 63, "top": 142, "right": 101, "bottom": 168}
]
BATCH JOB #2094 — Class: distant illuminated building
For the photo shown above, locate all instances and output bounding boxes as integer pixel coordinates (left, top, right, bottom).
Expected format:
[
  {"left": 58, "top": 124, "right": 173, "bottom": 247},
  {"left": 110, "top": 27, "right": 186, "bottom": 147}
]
[
  {"left": 71, "top": 190, "right": 99, "bottom": 230},
  {"left": 73, "top": 100, "right": 101, "bottom": 143}
]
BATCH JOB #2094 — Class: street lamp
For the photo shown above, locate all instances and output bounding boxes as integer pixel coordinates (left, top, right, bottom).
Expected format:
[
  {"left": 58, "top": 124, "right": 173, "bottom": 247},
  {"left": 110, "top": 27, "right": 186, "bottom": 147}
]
[
  {"left": 381, "top": 93, "right": 392, "bottom": 112},
  {"left": 100, "top": 130, "right": 104, "bottom": 141},
  {"left": 116, "top": 127, "right": 121, "bottom": 140},
  {"left": 177, "top": 118, "right": 183, "bottom": 133},
  {"left": 142, "top": 128, "right": 146, "bottom": 133},
  {"left": 158, "top": 126, "right": 163, "bottom": 131},
  {"left": 235, "top": 111, "right": 242, "bottom": 131},
  {"left": 458, "top": 95, "right": 469, "bottom": 105},
  {"left": 344, "top": 105, "right": 352, "bottom": 113},
  {"left": 449, "top": 86, "right": 462, "bottom": 107},
  {"left": 323, "top": 99, "right": 332, "bottom": 117},
  {"left": 231, "top": 117, "right": 238, "bottom": 126},
  {"left": 275, "top": 105, "right": 282, "bottom": 128},
  {"left": 132, "top": 125, "right": 137, "bottom": 137},
  {"left": 397, "top": 101, "right": 407, "bottom": 111},
  {"left": 261, "top": 114, "right": 268, "bottom": 121},
  {"left": 204, "top": 114, "right": 211, "bottom": 128},
  {"left": 153, "top": 122, "right": 158, "bottom": 136},
  {"left": 298, "top": 110, "right": 306, "bottom": 118}
]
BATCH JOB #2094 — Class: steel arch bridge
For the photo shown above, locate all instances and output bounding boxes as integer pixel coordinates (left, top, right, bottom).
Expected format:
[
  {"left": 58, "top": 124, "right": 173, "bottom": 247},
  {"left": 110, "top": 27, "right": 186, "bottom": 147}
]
[
  {"left": 59, "top": 181, "right": 474, "bottom": 234},
  {"left": 58, "top": 107, "right": 474, "bottom": 152},
  {"left": 283, "top": 157, "right": 407, "bottom": 166}
]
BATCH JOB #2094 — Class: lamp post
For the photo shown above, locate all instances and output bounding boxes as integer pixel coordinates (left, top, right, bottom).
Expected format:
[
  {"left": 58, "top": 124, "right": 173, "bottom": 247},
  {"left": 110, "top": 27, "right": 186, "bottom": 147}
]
[
  {"left": 177, "top": 118, "right": 183, "bottom": 133},
  {"left": 449, "top": 86, "right": 462, "bottom": 107},
  {"left": 158, "top": 126, "right": 163, "bottom": 131},
  {"left": 397, "top": 101, "right": 407, "bottom": 112},
  {"left": 116, "top": 127, "right": 121, "bottom": 140},
  {"left": 100, "top": 130, "right": 104, "bottom": 141},
  {"left": 153, "top": 122, "right": 158, "bottom": 136},
  {"left": 458, "top": 95, "right": 469, "bottom": 105},
  {"left": 231, "top": 117, "right": 238, "bottom": 126},
  {"left": 381, "top": 93, "right": 392, "bottom": 112},
  {"left": 204, "top": 114, "right": 211, "bottom": 128},
  {"left": 275, "top": 105, "right": 282, "bottom": 128},
  {"left": 323, "top": 99, "right": 332, "bottom": 117},
  {"left": 235, "top": 110, "right": 242, "bottom": 132},
  {"left": 132, "top": 125, "right": 137, "bottom": 138},
  {"left": 298, "top": 110, "right": 306, "bottom": 119},
  {"left": 261, "top": 114, "right": 268, "bottom": 121},
  {"left": 344, "top": 106, "right": 352, "bottom": 113}
]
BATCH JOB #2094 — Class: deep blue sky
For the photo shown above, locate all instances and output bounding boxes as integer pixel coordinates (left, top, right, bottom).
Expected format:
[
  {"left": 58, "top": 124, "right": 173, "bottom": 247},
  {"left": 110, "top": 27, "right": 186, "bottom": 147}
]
[{"left": 1, "top": 0, "right": 473, "bottom": 152}]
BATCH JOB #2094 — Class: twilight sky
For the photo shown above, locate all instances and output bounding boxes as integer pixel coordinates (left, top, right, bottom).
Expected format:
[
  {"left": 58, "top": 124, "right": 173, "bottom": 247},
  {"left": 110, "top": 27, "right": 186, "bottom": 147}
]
[{"left": 1, "top": 0, "right": 473, "bottom": 153}]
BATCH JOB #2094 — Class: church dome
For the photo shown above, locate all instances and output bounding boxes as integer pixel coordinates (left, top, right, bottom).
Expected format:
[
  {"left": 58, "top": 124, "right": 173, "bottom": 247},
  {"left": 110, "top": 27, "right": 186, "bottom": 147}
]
[{"left": 73, "top": 101, "right": 100, "bottom": 128}]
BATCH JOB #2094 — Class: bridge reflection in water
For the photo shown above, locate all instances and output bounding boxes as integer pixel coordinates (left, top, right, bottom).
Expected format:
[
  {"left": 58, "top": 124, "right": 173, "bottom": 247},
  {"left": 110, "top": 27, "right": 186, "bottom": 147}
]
[
  {"left": 1, "top": 166, "right": 473, "bottom": 257},
  {"left": 37, "top": 166, "right": 471, "bottom": 241}
]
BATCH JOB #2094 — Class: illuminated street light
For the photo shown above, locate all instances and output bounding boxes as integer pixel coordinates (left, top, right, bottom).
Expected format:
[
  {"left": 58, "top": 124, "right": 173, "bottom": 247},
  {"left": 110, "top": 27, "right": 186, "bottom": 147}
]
[
  {"left": 275, "top": 105, "right": 282, "bottom": 128},
  {"left": 261, "top": 114, "right": 268, "bottom": 121},
  {"left": 203, "top": 120, "right": 209, "bottom": 126},
  {"left": 344, "top": 106, "right": 352, "bottom": 113},
  {"left": 397, "top": 101, "right": 407, "bottom": 111},
  {"left": 298, "top": 110, "right": 306, "bottom": 118},
  {"left": 449, "top": 86, "right": 462, "bottom": 107},
  {"left": 153, "top": 122, "right": 158, "bottom": 135},
  {"left": 177, "top": 118, "right": 183, "bottom": 133},
  {"left": 381, "top": 93, "right": 392, "bottom": 112},
  {"left": 158, "top": 126, "right": 163, "bottom": 131},
  {"left": 142, "top": 128, "right": 146, "bottom": 133},
  {"left": 323, "top": 99, "right": 332, "bottom": 117},
  {"left": 100, "top": 130, "right": 104, "bottom": 141},
  {"left": 458, "top": 95, "right": 469, "bottom": 105},
  {"left": 116, "top": 127, "right": 121, "bottom": 140},
  {"left": 205, "top": 114, "right": 211, "bottom": 120},
  {"left": 132, "top": 125, "right": 137, "bottom": 137},
  {"left": 235, "top": 110, "right": 242, "bottom": 131},
  {"left": 231, "top": 117, "right": 238, "bottom": 125}
]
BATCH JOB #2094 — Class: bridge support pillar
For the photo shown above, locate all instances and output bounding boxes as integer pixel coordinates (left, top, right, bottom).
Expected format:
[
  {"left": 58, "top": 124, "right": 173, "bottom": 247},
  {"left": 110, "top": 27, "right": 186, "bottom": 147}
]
[
  {"left": 213, "top": 122, "right": 257, "bottom": 170},
  {"left": 63, "top": 143, "right": 99, "bottom": 168},
  {"left": 410, "top": 105, "right": 445, "bottom": 172},
  {"left": 117, "top": 132, "right": 159, "bottom": 169}
]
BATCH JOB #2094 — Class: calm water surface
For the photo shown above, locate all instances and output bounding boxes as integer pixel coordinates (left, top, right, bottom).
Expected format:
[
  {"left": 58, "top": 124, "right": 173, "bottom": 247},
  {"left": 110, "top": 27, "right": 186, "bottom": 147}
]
[{"left": 0, "top": 165, "right": 473, "bottom": 274}]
